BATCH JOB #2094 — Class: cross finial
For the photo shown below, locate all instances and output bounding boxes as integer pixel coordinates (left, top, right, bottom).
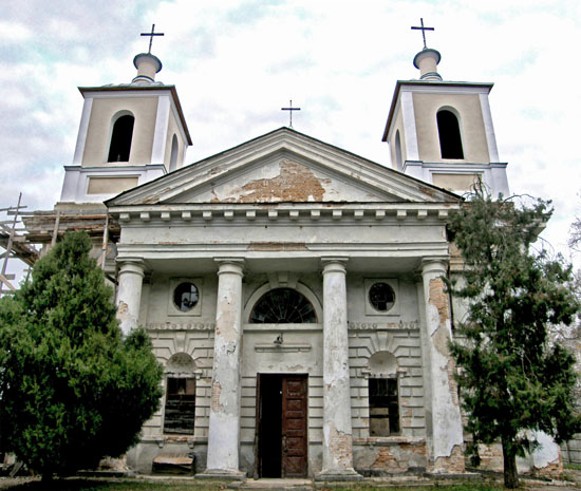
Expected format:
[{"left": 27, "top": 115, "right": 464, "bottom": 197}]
[
  {"left": 281, "top": 99, "right": 301, "bottom": 128},
  {"left": 411, "top": 18, "right": 434, "bottom": 49},
  {"left": 141, "top": 24, "right": 164, "bottom": 54}
]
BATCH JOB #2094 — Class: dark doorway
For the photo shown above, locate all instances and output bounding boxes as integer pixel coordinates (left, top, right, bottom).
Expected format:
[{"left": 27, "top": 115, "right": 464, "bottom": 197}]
[{"left": 257, "top": 374, "right": 308, "bottom": 478}]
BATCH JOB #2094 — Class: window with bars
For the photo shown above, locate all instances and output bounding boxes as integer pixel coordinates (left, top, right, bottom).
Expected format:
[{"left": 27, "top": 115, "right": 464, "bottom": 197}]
[
  {"left": 369, "top": 378, "right": 400, "bottom": 436},
  {"left": 163, "top": 377, "right": 196, "bottom": 435}
]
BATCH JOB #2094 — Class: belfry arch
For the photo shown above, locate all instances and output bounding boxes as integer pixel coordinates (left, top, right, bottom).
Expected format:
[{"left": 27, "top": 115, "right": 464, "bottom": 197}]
[
  {"left": 437, "top": 109, "right": 464, "bottom": 159},
  {"left": 108, "top": 112, "right": 135, "bottom": 162}
]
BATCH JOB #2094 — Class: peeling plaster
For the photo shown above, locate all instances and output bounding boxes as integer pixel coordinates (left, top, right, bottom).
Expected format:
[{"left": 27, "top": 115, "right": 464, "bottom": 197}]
[
  {"left": 117, "top": 301, "right": 128, "bottom": 317},
  {"left": 428, "top": 277, "right": 449, "bottom": 327},
  {"left": 432, "top": 444, "right": 465, "bottom": 473},
  {"left": 326, "top": 422, "right": 353, "bottom": 469},
  {"left": 211, "top": 380, "right": 223, "bottom": 412},
  {"left": 215, "top": 160, "right": 329, "bottom": 203}
]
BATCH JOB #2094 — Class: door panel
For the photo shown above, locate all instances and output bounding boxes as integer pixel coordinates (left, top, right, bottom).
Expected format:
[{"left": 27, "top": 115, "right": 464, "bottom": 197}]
[{"left": 282, "top": 376, "right": 308, "bottom": 477}]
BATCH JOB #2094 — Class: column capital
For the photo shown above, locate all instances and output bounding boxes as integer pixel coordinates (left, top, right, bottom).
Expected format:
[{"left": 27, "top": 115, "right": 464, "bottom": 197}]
[
  {"left": 214, "top": 258, "right": 245, "bottom": 276},
  {"left": 117, "top": 258, "right": 146, "bottom": 277},
  {"left": 321, "top": 257, "right": 349, "bottom": 274},
  {"left": 421, "top": 257, "right": 448, "bottom": 276}
]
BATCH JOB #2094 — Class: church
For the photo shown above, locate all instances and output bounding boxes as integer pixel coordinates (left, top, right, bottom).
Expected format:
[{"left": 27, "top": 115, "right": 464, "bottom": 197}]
[{"left": 21, "top": 24, "right": 534, "bottom": 479}]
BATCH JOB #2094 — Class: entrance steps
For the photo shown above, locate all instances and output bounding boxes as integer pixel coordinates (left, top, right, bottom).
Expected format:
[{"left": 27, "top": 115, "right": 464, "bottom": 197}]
[
  {"left": 237, "top": 478, "right": 312, "bottom": 491},
  {"left": 235, "top": 474, "right": 444, "bottom": 489}
]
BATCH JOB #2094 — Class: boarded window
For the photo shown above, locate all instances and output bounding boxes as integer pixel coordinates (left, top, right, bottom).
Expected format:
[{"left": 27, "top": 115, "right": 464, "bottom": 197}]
[
  {"left": 369, "top": 378, "right": 399, "bottom": 436},
  {"left": 108, "top": 114, "right": 134, "bottom": 162},
  {"left": 163, "top": 377, "right": 196, "bottom": 435},
  {"left": 437, "top": 110, "right": 464, "bottom": 159}
]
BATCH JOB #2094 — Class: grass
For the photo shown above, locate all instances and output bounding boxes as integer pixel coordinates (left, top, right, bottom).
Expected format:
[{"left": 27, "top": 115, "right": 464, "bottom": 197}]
[{"left": 0, "top": 477, "right": 506, "bottom": 491}]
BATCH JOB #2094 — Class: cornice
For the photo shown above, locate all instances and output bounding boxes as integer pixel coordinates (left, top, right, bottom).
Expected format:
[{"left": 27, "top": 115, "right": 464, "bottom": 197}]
[{"left": 109, "top": 201, "right": 459, "bottom": 225}]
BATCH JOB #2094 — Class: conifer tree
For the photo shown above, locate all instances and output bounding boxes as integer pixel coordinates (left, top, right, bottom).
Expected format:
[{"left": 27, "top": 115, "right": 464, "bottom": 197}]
[
  {"left": 448, "top": 192, "right": 580, "bottom": 488},
  {"left": 0, "top": 232, "right": 162, "bottom": 478}
]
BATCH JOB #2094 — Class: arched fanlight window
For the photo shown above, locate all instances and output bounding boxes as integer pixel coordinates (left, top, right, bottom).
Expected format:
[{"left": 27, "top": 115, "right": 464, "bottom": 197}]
[
  {"left": 437, "top": 109, "right": 464, "bottom": 159},
  {"left": 108, "top": 114, "right": 135, "bottom": 162},
  {"left": 249, "top": 287, "right": 317, "bottom": 323}
]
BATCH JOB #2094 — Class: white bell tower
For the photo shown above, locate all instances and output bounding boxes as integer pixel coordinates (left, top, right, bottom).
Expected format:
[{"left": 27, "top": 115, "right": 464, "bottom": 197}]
[
  {"left": 60, "top": 27, "right": 192, "bottom": 205},
  {"left": 382, "top": 20, "right": 509, "bottom": 197}
]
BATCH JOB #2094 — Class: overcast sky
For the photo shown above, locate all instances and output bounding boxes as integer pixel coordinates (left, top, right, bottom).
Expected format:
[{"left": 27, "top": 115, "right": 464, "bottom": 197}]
[{"left": 1, "top": 0, "right": 580, "bottom": 273}]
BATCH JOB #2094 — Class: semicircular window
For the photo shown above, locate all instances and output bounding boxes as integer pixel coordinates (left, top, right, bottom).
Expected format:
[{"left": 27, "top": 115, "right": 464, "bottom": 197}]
[{"left": 250, "top": 288, "right": 317, "bottom": 323}]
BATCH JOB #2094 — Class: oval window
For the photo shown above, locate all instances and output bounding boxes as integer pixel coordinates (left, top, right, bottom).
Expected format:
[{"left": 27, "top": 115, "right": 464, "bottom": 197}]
[
  {"left": 173, "top": 282, "right": 199, "bottom": 312},
  {"left": 368, "top": 282, "right": 395, "bottom": 312}
]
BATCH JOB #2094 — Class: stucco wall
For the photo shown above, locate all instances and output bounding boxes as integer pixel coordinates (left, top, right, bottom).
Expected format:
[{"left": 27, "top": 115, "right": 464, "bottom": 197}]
[
  {"left": 82, "top": 96, "right": 158, "bottom": 166},
  {"left": 413, "top": 92, "right": 490, "bottom": 163}
]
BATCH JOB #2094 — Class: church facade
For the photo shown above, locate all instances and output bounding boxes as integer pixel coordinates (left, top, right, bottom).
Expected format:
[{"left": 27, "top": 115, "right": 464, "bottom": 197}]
[{"left": 23, "top": 36, "right": 537, "bottom": 478}]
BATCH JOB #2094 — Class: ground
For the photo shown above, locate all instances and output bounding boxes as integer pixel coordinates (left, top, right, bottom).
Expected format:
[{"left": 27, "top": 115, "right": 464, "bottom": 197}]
[{"left": 0, "top": 471, "right": 579, "bottom": 490}]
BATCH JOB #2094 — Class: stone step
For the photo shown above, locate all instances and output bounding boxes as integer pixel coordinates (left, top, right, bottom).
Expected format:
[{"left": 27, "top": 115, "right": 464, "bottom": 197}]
[{"left": 237, "top": 478, "right": 313, "bottom": 491}]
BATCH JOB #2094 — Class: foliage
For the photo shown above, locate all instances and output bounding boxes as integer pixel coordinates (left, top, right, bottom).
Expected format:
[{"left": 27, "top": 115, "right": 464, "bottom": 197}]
[
  {"left": 448, "top": 192, "right": 581, "bottom": 488},
  {"left": 0, "top": 232, "right": 163, "bottom": 477}
]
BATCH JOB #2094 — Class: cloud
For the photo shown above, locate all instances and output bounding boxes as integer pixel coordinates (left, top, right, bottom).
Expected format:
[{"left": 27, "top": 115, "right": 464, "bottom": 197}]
[{"left": 0, "top": 0, "right": 579, "bottom": 273}]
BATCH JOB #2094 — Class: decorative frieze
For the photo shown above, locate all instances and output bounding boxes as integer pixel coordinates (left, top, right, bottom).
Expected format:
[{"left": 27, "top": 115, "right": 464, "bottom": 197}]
[
  {"left": 147, "top": 322, "right": 216, "bottom": 331},
  {"left": 348, "top": 320, "right": 419, "bottom": 330}
]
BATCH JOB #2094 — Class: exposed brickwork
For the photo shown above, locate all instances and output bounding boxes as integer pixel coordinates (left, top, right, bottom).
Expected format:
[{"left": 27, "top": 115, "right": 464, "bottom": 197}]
[
  {"left": 218, "top": 160, "right": 329, "bottom": 203},
  {"left": 353, "top": 440, "right": 427, "bottom": 474},
  {"left": 533, "top": 456, "right": 563, "bottom": 478},
  {"left": 428, "top": 277, "right": 450, "bottom": 327},
  {"left": 431, "top": 444, "right": 465, "bottom": 473}
]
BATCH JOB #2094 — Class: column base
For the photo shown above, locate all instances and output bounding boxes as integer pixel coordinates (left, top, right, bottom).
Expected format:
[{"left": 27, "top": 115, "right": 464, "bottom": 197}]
[
  {"left": 315, "top": 468, "right": 362, "bottom": 482},
  {"left": 197, "top": 469, "right": 246, "bottom": 481}
]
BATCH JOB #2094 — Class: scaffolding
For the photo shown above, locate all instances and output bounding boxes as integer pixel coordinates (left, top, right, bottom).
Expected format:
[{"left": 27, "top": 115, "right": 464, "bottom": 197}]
[
  {"left": 0, "top": 195, "right": 118, "bottom": 296},
  {"left": 0, "top": 194, "right": 38, "bottom": 296}
]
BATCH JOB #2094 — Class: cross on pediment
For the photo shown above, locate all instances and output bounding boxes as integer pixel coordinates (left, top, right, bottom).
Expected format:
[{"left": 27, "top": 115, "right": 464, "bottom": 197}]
[
  {"left": 141, "top": 24, "right": 164, "bottom": 54},
  {"left": 281, "top": 99, "right": 301, "bottom": 128},
  {"left": 411, "top": 18, "right": 435, "bottom": 49}
]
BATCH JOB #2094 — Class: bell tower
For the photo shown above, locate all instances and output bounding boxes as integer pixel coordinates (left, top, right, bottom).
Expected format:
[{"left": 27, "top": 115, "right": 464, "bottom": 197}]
[
  {"left": 60, "top": 27, "right": 192, "bottom": 204},
  {"left": 382, "top": 20, "right": 509, "bottom": 197}
]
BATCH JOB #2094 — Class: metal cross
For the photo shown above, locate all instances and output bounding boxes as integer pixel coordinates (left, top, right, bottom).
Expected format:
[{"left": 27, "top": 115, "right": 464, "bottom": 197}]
[
  {"left": 281, "top": 99, "right": 301, "bottom": 128},
  {"left": 141, "top": 24, "right": 164, "bottom": 54},
  {"left": 411, "top": 18, "right": 435, "bottom": 49}
]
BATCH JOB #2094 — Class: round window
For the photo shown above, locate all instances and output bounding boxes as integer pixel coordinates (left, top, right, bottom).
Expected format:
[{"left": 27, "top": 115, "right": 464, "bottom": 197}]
[
  {"left": 173, "top": 282, "right": 199, "bottom": 312},
  {"left": 369, "top": 282, "right": 395, "bottom": 312}
]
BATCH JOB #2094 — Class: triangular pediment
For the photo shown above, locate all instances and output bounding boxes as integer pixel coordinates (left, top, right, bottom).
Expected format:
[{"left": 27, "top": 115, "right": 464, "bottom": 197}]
[{"left": 106, "top": 128, "right": 459, "bottom": 207}]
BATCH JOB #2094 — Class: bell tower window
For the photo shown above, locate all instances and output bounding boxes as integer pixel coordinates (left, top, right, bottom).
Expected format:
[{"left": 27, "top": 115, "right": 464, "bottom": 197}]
[
  {"left": 394, "top": 130, "right": 403, "bottom": 170},
  {"left": 437, "top": 109, "right": 464, "bottom": 159},
  {"left": 108, "top": 114, "right": 134, "bottom": 162},
  {"left": 169, "top": 134, "right": 179, "bottom": 172}
]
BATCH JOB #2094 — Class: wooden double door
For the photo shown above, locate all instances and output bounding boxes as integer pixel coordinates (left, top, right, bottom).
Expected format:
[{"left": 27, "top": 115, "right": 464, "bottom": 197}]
[{"left": 257, "top": 374, "right": 308, "bottom": 478}]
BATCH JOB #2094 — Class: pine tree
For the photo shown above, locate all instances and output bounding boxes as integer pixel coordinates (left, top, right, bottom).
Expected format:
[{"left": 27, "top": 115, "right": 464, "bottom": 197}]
[
  {"left": 448, "top": 192, "right": 580, "bottom": 489},
  {"left": 0, "top": 232, "right": 162, "bottom": 478}
]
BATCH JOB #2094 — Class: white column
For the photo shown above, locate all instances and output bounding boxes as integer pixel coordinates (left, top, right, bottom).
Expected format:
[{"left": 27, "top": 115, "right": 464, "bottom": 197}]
[
  {"left": 420, "top": 260, "right": 464, "bottom": 473},
  {"left": 318, "top": 259, "right": 360, "bottom": 479},
  {"left": 116, "top": 259, "right": 145, "bottom": 335},
  {"left": 203, "top": 259, "right": 245, "bottom": 478}
]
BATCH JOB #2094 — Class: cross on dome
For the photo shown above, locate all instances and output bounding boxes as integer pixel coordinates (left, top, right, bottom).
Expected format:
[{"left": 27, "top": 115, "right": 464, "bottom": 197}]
[
  {"left": 140, "top": 24, "right": 164, "bottom": 54},
  {"left": 411, "top": 18, "right": 435, "bottom": 49}
]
